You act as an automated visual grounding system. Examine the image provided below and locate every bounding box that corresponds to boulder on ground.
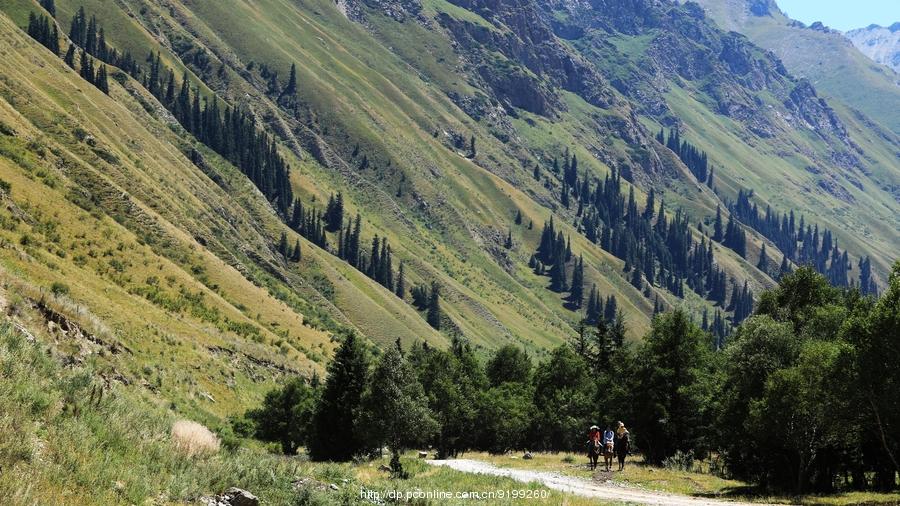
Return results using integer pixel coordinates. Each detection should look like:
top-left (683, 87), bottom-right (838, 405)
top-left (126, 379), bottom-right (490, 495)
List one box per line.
top-left (203, 487), bottom-right (258, 506)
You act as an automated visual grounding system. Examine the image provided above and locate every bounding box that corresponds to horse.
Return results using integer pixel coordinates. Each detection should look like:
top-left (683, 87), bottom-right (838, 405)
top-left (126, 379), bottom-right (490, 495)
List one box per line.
top-left (587, 439), bottom-right (602, 471)
top-left (602, 440), bottom-right (615, 472)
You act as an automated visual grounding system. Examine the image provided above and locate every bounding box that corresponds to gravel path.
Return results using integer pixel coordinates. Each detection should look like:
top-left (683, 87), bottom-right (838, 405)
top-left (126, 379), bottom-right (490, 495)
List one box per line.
top-left (427, 459), bottom-right (787, 506)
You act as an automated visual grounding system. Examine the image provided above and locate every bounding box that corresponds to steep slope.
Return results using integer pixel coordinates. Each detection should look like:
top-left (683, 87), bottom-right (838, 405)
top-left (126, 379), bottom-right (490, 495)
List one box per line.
top-left (691, 0), bottom-right (900, 135)
top-left (0, 0), bottom-right (898, 429)
top-left (845, 23), bottom-right (900, 73)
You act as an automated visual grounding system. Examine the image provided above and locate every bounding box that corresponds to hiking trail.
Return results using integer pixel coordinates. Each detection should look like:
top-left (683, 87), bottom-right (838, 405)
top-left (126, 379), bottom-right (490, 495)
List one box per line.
top-left (427, 459), bottom-right (788, 505)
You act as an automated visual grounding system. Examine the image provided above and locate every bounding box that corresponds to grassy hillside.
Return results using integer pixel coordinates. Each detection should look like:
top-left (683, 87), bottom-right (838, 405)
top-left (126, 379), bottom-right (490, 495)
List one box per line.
top-left (0, 322), bottom-right (609, 505)
top-left (0, 0), bottom-right (898, 502)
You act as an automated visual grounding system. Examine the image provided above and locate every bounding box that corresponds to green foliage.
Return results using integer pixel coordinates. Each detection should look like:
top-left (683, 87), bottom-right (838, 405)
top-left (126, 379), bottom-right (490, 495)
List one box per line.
top-left (360, 344), bottom-right (438, 476)
top-left (477, 382), bottom-right (534, 454)
top-left (716, 265), bottom-right (900, 493)
top-left (246, 377), bottom-right (316, 455)
top-left (307, 332), bottom-right (371, 461)
top-left (49, 281), bottom-right (69, 297)
top-left (410, 339), bottom-right (485, 458)
top-left (630, 310), bottom-right (717, 464)
top-left (530, 346), bottom-right (593, 452)
top-left (486, 344), bottom-right (532, 387)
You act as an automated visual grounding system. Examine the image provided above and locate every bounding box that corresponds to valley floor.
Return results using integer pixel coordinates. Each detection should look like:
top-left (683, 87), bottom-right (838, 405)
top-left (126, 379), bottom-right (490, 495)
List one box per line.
top-left (440, 452), bottom-right (900, 506)
top-left (429, 458), bottom-right (768, 505)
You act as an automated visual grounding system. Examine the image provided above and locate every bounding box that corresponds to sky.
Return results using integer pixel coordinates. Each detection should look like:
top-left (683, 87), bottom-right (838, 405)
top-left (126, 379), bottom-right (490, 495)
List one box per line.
top-left (776, 0), bottom-right (900, 32)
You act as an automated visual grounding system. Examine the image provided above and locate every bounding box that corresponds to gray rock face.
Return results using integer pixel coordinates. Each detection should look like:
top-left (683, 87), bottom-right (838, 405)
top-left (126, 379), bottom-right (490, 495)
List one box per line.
top-left (845, 24), bottom-right (900, 73)
top-left (201, 488), bottom-right (259, 506)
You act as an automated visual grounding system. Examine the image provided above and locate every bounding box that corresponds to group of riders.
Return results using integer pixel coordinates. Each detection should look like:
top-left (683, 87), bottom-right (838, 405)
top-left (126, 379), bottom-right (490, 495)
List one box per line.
top-left (587, 421), bottom-right (630, 472)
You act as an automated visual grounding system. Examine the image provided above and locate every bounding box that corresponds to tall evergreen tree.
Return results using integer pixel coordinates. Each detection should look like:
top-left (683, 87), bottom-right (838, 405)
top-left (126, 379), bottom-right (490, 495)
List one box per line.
top-left (96, 64), bottom-right (109, 94)
top-left (308, 332), bottom-right (371, 461)
top-left (395, 262), bottom-right (406, 299)
top-left (63, 43), bottom-right (75, 68)
top-left (713, 205), bottom-right (724, 242)
top-left (569, 255), bottom-right (584, 308)
top-left (283, 63), bottom-right (297, 96)
top-left (427, 281), bottom-right (442, 330)
top-left (40, 0), bottom-right (56, 17)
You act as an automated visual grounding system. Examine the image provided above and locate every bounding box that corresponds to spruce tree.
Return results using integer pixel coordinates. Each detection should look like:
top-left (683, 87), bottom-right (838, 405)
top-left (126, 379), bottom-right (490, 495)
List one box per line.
top-left (283, 63), bottom-right (297, 96)
top-left (604, 295), bottom-right (617, 323)
top-left (569, 255), bottom-right (584, 308)
top-left (713, 205), bottom-right (724, 242)
top-left (96, 65), bottom-right (109, 94)
top-left (427, 281), bottom-right (442, 330)
top-left (757, 243), bottom-right (769, 272)
top-left (277, 231), bottom-right (289, 258)
top-left (63, 43), bottom-right (75, 68)
top-left (550, 254), bottom-right (568, 292)
top-left (40, 0), bottom-right (56, 17)
top-left (291, 240), bottom-right (302, 262)
top-left (396, 262), bottom-right (406, 299)
top-left (308, 332), bottom-right (371, 461)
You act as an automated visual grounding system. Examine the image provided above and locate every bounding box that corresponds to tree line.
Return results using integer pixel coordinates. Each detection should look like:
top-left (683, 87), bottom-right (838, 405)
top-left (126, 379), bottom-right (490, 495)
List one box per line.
top-left (731, 189), bottom-right (875, 293)
top-left (240, 262), bottom-right (900, 493)
top-left (537, 153), bottom-right (752, 333)
top-left (656, 128), bottom-right (714, 187)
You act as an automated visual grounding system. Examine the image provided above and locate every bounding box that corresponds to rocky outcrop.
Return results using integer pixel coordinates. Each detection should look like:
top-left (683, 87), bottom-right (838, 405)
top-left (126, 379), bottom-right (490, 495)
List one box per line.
top-left (783, 79), bottom-right (849, 142)
top-left (845, 23), bottom-right (900, 73)
top-left (201, 488), bottom-right (259, 506)
top-left (435, 0), bottom-right (616, 116)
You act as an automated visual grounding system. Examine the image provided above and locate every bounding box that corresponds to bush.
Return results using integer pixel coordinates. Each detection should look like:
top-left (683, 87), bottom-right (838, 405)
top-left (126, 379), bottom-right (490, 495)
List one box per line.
top-left (49, 281), bottom-right (69, 297)
top-left (170, 420), bottom-right (220, 457)
top-left (663, 450), bottom-right (695, 472)
top-left (246, 377), bottom-right (316, 455)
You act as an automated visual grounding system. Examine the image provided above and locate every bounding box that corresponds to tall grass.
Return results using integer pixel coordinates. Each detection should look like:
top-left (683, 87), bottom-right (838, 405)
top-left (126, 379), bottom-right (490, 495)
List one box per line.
top-left (0, 323), bottom-right (308, 505)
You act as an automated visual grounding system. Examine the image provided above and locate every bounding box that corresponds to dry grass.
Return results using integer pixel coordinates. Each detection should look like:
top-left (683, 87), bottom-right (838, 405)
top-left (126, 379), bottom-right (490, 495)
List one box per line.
top-left (171, 420), bottom-right (220, 457)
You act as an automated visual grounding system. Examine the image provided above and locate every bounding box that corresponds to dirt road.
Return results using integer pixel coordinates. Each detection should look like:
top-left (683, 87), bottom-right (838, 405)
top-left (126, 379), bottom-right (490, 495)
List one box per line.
top-left (427, 459), bottom-right (786, 505)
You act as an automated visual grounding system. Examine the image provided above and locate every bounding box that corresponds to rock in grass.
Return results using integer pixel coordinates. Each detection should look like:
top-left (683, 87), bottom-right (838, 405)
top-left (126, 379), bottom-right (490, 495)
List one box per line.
top-left (222, 487), bottom-right (259, 506)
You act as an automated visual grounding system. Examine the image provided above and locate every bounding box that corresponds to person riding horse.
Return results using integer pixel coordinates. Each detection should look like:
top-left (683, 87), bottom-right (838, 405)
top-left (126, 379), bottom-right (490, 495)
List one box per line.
top-left (614, 421), bottom-right (630, 471)
top-left (587, 425), bottom-right (602, 470)
top-left (602, 424), bottom-right (616, 471)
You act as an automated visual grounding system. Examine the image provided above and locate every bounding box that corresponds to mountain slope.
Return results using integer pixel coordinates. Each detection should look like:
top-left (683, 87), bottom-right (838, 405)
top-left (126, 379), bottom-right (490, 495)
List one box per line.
top-left (691, 0), bottom-right (900, 136)
top-left (845, 23), bottom-right (900, 73)
top-left (0, 0), bottom-right (897, 428)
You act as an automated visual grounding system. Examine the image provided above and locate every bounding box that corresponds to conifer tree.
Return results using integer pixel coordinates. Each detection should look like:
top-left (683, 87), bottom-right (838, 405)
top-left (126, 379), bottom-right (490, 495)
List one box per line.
top-left (40, 0), bottom-right (56, 17)
top-left (550, 254), bottom-right (568, 293)
top-left (63, 43), bottom-right (75, 68)
top-left (585, 284), bottom-right (600, 323)
top-left (278, 231), bottom-right (289, 258)
top-left (96, 65), bottom-right (109, 94)
top-left (308, 332), bottom-right (371, 461)
top-left (569, 255), bottom-right (584, 308)
top-left (283, 63), bottom-right (297, 96)
top-left (291, 240), bottom-right (302, 262)
top-left (427, 281), bottom-right (442, 330)
top-left (604, 295), bottom-right (617, 323)
top-left (396, 262), bottom-right (406, 299)
top-left (713, 205), bottom-right (724, 242)
top-left (757, 243), bottom-right (769, 272)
